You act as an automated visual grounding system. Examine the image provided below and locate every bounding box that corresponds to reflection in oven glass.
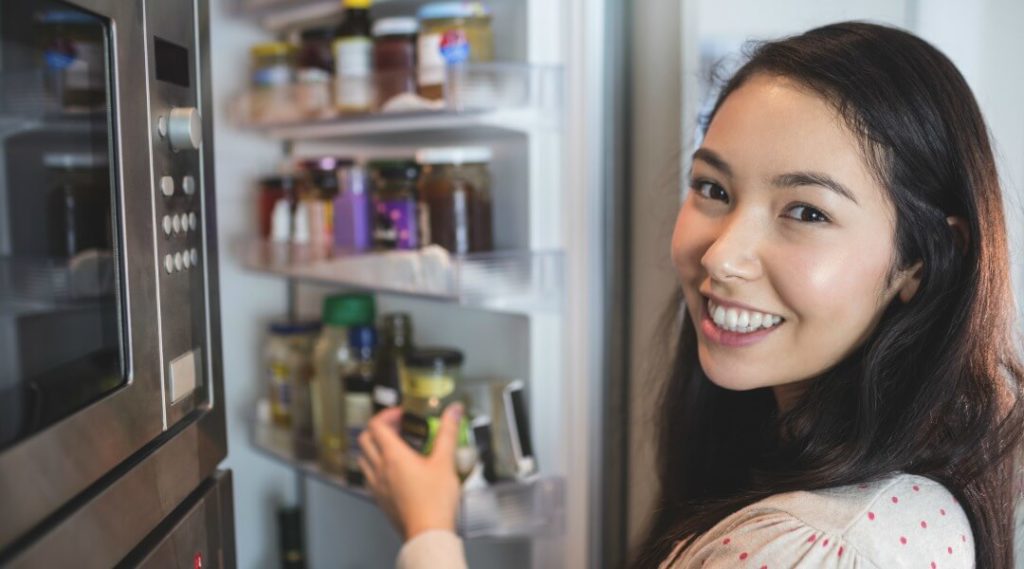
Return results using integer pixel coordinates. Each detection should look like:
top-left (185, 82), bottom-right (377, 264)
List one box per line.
top-left (0, 0), bottom-right (124, 451)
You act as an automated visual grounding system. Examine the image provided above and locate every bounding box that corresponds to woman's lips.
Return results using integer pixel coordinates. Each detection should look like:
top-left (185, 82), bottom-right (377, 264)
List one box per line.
top-left (699, 297), bottom-right (784, 348)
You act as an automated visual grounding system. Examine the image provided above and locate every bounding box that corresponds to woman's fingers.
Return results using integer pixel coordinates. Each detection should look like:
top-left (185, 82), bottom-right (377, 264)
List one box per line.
top-left (368, 410), bottom-right (419, 462)
top-left (358, 455), bottom-right (380, 493)
top-left (429, 403), bottom-right (463, 463)
top-left (358, 429), bottom-right (383, 473)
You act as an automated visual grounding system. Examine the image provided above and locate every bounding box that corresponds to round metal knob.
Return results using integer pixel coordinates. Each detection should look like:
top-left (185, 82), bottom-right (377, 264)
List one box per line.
top-left (167, 107), bottom-right (202, 151)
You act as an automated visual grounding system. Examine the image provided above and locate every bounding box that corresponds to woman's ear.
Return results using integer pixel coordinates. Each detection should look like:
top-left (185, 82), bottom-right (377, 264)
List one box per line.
top-left (895, 217), bottom-right (968, 304)
top-left (897, 260), bottom-right (924, 303)
top-left (947, 215), bottom-right (970, 254)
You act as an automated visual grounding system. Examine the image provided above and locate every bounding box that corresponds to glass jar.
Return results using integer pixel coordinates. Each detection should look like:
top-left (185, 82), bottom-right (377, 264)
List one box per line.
top-left (416, 2), bottom-right (494, 100)
top-left (372, 17), bottom-right (419, 108)
top-left (296, 27), bottom-right (335, 119)
top-left (400, 349), bottom-right (462, 436)
top-left (249, 42), bottom-right (298, 124)
top-left (369, 160), bottom-right (422, 250)
top-left (264, 320), bottom-right (321, 430)
top-left (416, 147), bottom-right (493, 254)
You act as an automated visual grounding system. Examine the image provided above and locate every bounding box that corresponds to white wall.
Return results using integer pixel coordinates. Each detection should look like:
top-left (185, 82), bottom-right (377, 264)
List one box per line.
top-left (210, 1), bottom-right (298, 567)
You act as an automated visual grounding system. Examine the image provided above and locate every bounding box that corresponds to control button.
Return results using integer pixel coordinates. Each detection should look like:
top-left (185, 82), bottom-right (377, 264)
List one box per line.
top-left (189, 212), bottom-right (198, 230)
top-left (183, 252), bottom-right (192, 268)
top-left (157, 115), bottom-right (167, 138)
top-left (162, 215), bottom-right (172, 235)
top-left (190, 248), bottom-right (198, 265)
top-left (168, 107), bottom-right (202, 151)
top-left (160, 176), bottom-right (174, 197)
top-left (182, 175), bottom-right (196, 195)
top-left (164, 254), bottom-right (174, 274)
top-left (174, 252), bottom-right (183, 271)
top-left (172, 215), bottom-right (182, 234)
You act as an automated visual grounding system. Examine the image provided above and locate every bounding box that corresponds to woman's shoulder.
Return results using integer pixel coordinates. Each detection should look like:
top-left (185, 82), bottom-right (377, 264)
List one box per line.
top-left (665, 472), bottom-right (975, 568)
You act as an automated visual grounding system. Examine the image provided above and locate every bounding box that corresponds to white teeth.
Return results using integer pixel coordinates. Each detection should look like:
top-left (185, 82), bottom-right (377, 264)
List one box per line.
top-left (725, 308), bottom-right (739, 329)
top-left (737, 311), bottom-right (750, 329)
top-left (707, 298), bottom-right (782, 334)
top-left (749, 312), bottom-right (763, 329)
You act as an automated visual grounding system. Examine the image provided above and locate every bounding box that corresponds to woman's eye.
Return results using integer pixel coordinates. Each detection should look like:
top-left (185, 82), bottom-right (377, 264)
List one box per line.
top-left (784, 204), bottom-right (830, 223)
top-left (692, 180), bottom-right (729, 203)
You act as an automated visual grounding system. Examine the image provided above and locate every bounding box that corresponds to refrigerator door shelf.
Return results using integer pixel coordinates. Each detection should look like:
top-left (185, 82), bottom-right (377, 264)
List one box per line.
top-left (251, 418), bottom-right (566, 541)
top-left (230, 63), bottom-right (563, 140)
top-left (241, 241), bottom-right (564, 315)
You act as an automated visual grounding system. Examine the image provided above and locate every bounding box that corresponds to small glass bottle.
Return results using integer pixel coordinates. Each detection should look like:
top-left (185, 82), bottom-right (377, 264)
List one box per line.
top-left (372, 313), bottom-right (414, 412)
top-left (343, 325), bottom-right (377, 485)
top-left (333, 0), bottom-right (374, 113)
top-left (333, 164), bottom-right (373, 253)
top-left (311, 293), bottom-right (376, 475)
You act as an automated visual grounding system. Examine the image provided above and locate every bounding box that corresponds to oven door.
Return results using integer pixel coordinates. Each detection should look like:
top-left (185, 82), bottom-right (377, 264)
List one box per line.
top-left (0, 0), bottom-right (220, 553)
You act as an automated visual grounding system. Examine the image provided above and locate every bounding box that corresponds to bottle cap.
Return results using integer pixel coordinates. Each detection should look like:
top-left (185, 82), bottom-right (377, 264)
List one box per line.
top-left (407, 348), bottom-right (464, 369)
top-left (348, 325), bottom-right (378, 349)
top-left (322, 293), bottom-right (376, 327)
top-left (372, 17), bottom-right (419, 37)
top-left (343, 0), bottom-right (372, 9)
top-left (369, 160), bottom-right (420, 181)
top-left (418, 2), bottom-right (491, 20)
top-left (415, 146), bottom-right (492, 165)
top-left (250, 42), bottom-right (295, 58)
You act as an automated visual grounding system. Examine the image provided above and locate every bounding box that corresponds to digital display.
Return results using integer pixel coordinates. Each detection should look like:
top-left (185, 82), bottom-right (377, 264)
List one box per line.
top-left (154, 37), bottom-right (190, 88)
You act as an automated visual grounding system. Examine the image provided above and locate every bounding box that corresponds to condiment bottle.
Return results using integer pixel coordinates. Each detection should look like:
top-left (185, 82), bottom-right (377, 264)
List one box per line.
top-left (416, 2), bottom-right (494, 100)
top-left (343, 325), bottom-right (377, 485)
top-left (415, 146), bottom-right (494, 254)
top-left (333, 164), bottom-right (373, 253)
top-left (369, 160), bottom-right (421, 250)
top-left (372, 17), bottom-right (419, 108)
top-left (310, 293), bottom-right (376, 475)
top-left (373, 313), bottom-right (414, 412)
top-left (333, 0), bottom-right (374, 113)
top-left (399, 348), bottom-right (474, 479)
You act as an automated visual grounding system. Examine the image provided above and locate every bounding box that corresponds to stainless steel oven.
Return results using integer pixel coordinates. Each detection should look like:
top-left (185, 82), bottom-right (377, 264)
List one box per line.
top-left (0, 0), bottom-right (232, 566)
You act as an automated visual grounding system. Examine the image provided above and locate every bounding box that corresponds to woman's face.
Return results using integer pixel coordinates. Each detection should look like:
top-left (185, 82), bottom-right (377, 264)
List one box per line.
top-left (672, 74), bottom-right (920, 404)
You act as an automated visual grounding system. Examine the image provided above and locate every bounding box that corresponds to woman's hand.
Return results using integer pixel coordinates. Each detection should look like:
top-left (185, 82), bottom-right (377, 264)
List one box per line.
top-left (358, 404), bottom-right (463, 540)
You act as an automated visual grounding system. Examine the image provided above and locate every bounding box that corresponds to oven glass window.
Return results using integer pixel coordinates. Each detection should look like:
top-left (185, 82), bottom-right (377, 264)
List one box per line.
top-left (0, 0), bottom-right (124, 451)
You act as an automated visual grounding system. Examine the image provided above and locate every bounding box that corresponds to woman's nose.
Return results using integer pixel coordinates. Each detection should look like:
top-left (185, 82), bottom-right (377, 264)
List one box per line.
top-left (700, 216), bottom-right (764, 282)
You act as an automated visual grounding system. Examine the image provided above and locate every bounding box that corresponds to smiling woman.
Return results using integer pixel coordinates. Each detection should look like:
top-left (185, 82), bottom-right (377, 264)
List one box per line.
top-left (630, 21), bottom-right (1024, 569)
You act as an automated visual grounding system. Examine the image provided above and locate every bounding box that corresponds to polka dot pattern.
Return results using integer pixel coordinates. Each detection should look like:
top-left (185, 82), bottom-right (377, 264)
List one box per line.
top-left (666, 473), bottom-right (974, 568)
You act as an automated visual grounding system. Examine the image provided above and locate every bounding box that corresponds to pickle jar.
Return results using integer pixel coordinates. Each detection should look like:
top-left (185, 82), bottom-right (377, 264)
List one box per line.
top-left (399, 348), bottom-right (474, 478)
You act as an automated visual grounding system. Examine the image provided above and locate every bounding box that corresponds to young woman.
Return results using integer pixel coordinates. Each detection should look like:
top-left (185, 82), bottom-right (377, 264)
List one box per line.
top-left (358, 22), bottom-right (1024, 568)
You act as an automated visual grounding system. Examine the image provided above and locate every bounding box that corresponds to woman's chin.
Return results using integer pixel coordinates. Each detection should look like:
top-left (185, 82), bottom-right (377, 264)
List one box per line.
top-left (698, 347), bottom-right (767, 392)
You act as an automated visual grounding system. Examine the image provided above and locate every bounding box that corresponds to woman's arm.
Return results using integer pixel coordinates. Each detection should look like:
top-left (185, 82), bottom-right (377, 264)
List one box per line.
top-left (358, 405), bottom-right (468, 568)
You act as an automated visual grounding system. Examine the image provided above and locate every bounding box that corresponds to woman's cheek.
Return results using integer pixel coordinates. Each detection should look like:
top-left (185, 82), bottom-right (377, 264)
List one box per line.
top-left (671, 206), bottom-right (711, 283)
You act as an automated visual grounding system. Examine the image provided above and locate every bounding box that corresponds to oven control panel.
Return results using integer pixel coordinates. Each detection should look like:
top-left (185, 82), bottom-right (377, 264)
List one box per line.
top-left (145, 0), bottom-right (209, 425)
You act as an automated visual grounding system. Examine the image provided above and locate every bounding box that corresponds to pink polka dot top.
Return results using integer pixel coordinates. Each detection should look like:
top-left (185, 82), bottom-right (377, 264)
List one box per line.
top-left (661, 472), bottom-right (975, 568)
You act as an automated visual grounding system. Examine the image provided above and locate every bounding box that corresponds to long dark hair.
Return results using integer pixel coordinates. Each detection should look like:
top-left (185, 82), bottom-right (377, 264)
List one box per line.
top-left (631, 22), bottom-right (1024, 569)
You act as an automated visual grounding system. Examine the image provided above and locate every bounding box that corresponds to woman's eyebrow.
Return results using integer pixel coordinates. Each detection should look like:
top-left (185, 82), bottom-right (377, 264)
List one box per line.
top-left (771, 172), bottom-right (860, 205)
top-left (692, 148), bottom-right (733, 178)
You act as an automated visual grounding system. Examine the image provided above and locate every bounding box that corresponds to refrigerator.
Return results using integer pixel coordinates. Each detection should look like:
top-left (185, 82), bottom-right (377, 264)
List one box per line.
top-left (209, 0), bottom-right (623, 567)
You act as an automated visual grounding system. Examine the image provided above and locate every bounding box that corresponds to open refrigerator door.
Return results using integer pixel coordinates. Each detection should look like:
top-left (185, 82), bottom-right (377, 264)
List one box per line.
top-left (210, 0), bottom-right (616, 566)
